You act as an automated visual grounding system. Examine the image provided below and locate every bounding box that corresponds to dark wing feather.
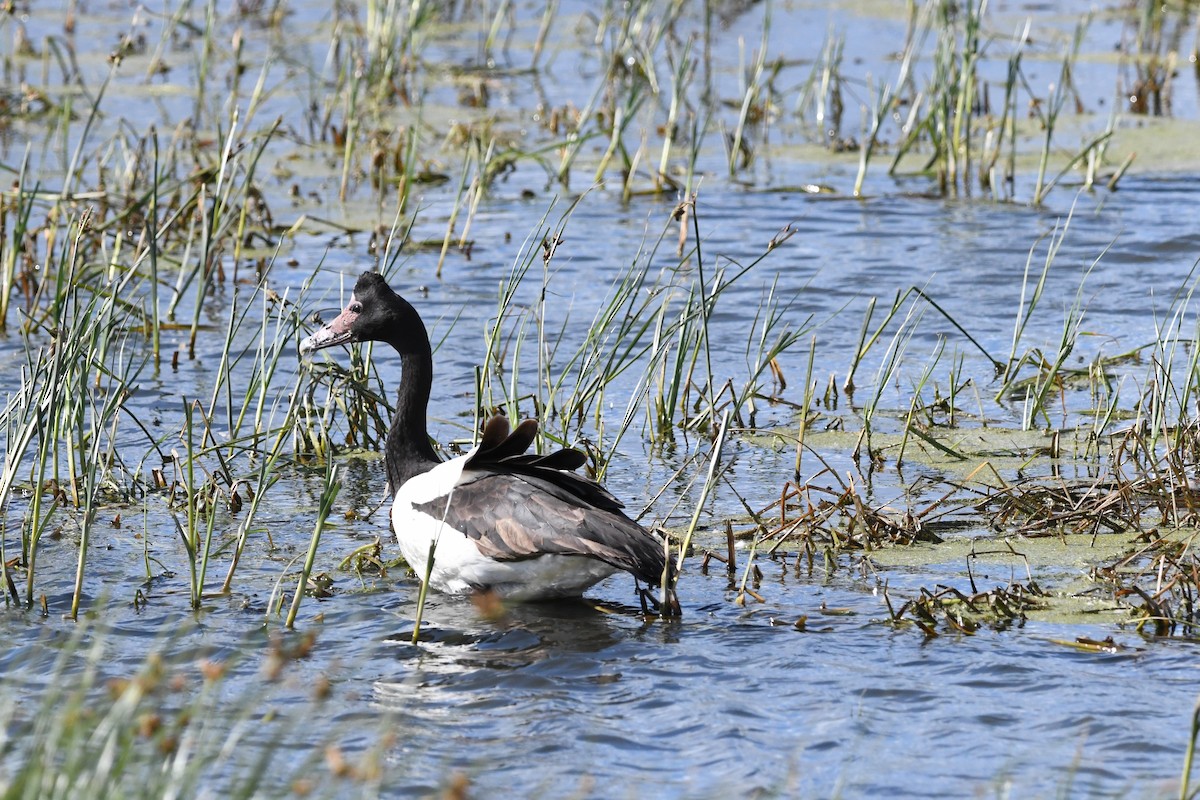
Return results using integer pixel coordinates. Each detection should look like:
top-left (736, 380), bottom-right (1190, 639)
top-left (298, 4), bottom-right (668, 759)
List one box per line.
top-left (477, 415), bottom-right (512, 451)
top-left (523, 449), bottom-right (587, 471)
top-left (413, 469), bottom-right (669, 587)
top-left (465, 416), bottom-right (613, 509)
top-left (473, 416), bottom-right (538, 462)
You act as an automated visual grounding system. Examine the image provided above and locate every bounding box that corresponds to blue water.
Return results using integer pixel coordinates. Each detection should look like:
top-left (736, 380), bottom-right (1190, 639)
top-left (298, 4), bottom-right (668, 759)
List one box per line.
top-left (2, 1), bottom-right (1200, 797)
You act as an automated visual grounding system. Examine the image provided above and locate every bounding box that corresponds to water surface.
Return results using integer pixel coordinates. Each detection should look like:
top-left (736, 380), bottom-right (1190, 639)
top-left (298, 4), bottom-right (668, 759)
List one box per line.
top-left (2, 1), bottom-right (1200, 797)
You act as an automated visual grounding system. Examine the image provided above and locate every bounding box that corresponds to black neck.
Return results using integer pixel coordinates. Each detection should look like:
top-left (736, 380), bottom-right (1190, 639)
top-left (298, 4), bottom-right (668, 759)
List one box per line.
top-left (384, 345), bottom-right (440, 492)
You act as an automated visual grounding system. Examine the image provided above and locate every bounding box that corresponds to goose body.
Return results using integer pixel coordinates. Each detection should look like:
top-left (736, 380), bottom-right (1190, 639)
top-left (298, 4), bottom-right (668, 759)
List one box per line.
top-left (388, 434), bottom-right (624, 599)
top-left (300, 272), bottom-right (679, 613)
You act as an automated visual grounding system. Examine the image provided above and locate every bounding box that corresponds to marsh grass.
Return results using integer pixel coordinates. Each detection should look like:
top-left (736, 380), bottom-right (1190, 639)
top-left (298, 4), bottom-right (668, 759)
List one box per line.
top-left (0, 619), bottom-right (392, 798)
top-left (4, 0), bottom-right (1200, 792)
top-left (0, 0), bottom-right (1191, 624)
top-left (813, 0), bottom-right (1123, 202)
top-left (723, 205), bottom-right (1200, 646)
top-left (469, 198), bottom-right (810, 481)
top-left (759, 254), bottom-right (1200, 635)
top-left (0, 175), bottom-right (316, 615)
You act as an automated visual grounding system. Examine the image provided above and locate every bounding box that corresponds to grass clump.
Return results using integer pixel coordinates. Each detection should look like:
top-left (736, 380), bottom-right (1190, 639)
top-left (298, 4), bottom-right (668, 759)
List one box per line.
top-left (0, 620), bottom-right (391, 798)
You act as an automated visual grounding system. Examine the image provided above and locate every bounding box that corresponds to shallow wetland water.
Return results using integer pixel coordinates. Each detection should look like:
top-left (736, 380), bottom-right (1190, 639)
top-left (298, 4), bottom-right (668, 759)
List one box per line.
top-left (2, 1), bottom-right (1200, 797)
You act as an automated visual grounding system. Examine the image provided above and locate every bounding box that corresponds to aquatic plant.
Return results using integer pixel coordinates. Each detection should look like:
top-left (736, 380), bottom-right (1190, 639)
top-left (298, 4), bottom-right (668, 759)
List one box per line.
top-left (0, 620), bottom-right (392, 797)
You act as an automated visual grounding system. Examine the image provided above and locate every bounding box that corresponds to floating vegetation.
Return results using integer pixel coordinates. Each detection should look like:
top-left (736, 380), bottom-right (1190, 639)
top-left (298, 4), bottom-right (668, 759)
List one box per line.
top-left (1089, 530), bottom-right (1200, 638)
top-left (884, 578), bottom-right (1048, 636)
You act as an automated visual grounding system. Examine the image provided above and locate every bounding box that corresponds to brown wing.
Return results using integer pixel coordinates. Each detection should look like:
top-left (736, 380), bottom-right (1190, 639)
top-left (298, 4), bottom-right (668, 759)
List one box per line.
top-left (413, 469), bottom-right (669, 587)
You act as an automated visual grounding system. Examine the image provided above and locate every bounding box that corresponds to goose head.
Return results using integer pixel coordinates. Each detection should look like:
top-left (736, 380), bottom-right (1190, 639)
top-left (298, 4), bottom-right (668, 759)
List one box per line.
top-left (300, 272), bottom-right (424, 356)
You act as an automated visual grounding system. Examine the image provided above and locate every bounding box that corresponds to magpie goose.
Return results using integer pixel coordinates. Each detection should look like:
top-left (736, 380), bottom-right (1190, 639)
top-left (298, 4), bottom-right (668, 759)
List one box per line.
top-left (300, 272), bottom-right (679, 614)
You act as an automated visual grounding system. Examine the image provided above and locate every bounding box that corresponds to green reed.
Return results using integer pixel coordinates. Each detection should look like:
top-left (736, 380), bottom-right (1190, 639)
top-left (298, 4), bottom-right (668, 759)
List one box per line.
top-left (855, 296), bottom-right (924, 461)
top-left (657, 37), bottom-right (694, 191)
top-left (737, 277), bottom-right (809, 422)
top-left (674, 410), bottom-right (731, 582)
top-left (471, 197), bottom-right (806, 478)
top-left (896, 337), bottom-right (953, 467)
top-left (0, 151), bottom-right (36, 331)
top-left (0, 367), bottom-right (45, 607)
top-left (727, 2), bottom-right (772, 178)
top-left (792, 337), bottom-right (818, 483)
top-left (176, 400), bottom-right (206, 611)
top-left (814, 30), bottom-right (845, 149)
top-left (220, 421), bottom-right (288, 595)
top-left (854, 79), bottom-right (892, 198)
top-left (285, 460), bottom-right (340, 629)
top-left (1031, 16), bottom-right (1090, 205)
top-left (1184, 694), bottom-right (1200, 800)
top-left (436, 143), bottom-right (477, 277)
top-left (981, 24), bottom-right (1025, 200)
top-left (3, 336), bottom-right (67, 608)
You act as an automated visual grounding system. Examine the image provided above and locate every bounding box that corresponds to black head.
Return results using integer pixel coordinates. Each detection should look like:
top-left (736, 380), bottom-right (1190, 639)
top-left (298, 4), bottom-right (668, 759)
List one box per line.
top-left (299, 272), bottom-right (425, 355)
